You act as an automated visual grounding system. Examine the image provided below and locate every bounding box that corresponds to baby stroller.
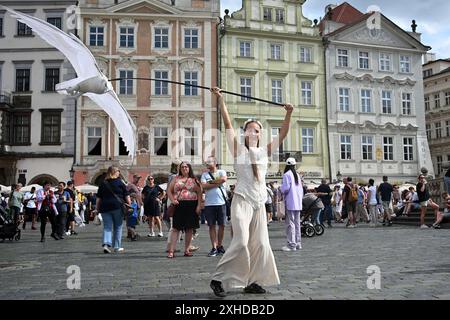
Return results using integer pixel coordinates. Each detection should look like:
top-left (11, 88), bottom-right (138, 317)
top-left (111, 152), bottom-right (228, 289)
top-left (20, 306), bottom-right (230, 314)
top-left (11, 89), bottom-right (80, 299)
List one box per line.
top-left (0, 205), bottom-right (21, 242)
top-left (301, 197), bottom-right (325, 237)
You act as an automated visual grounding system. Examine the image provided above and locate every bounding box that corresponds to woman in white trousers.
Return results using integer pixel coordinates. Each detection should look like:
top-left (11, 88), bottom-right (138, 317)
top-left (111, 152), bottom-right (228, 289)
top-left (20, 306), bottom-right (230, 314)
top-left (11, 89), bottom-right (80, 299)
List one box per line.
top-left (209, 87), bottom-right (293, 297)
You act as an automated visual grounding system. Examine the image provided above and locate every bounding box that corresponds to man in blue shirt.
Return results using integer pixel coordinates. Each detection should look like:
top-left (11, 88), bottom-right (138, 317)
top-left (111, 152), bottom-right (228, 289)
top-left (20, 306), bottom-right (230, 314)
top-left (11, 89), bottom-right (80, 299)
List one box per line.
top-left (201, 156), bottom-right (228, 257)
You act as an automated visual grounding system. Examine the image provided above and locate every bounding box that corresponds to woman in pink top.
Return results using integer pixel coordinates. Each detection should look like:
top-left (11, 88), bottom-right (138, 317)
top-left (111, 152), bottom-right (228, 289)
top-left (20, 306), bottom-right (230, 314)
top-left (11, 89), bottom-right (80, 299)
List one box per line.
top-left (166, 162), bottom-right (202, 258)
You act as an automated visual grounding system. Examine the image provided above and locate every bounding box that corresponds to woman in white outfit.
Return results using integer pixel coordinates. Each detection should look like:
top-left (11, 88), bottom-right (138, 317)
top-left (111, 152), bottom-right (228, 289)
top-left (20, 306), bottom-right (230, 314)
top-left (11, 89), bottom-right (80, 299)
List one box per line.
top-left (209, 87), bottom-right (293, 297)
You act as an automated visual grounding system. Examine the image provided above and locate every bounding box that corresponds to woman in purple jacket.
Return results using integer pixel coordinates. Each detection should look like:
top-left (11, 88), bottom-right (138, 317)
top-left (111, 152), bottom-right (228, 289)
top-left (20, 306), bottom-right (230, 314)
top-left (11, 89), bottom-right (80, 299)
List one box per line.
top-left (280, 158), bottom-right (303, 251)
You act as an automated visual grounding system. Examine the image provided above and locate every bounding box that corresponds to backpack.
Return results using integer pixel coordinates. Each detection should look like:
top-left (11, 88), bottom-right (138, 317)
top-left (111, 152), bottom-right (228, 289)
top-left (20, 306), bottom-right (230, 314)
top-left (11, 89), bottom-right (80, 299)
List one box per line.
top-left (348, 187), bottom-right (358, 202)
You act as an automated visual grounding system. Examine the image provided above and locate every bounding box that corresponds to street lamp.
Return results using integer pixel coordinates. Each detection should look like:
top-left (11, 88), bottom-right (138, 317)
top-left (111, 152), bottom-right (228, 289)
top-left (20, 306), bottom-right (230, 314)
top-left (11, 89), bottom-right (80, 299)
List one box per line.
top-left (336, 171), bottom-right (342, 183)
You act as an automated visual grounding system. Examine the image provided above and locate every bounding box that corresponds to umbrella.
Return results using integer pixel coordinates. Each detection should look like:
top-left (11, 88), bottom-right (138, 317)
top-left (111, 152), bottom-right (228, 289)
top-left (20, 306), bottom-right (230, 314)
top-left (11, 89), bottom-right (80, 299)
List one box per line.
top-left (158, 183), bottom-right (167, 191)
top-left (0, 184), bottom-right (12, 194)
top-left (75, 184), bottom-right (98, 194)
top-left (20, 184), bottom-right (43, 192)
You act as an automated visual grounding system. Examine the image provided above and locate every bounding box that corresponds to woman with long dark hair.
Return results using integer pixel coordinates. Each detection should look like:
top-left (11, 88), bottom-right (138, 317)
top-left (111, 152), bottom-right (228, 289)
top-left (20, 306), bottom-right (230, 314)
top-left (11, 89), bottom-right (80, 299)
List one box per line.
top-left (166, 161), bottom-right (202, 258)
top-left (209, 87), bottom-right (293, 297)
top-left (280, 158), bottom-right (303, 251)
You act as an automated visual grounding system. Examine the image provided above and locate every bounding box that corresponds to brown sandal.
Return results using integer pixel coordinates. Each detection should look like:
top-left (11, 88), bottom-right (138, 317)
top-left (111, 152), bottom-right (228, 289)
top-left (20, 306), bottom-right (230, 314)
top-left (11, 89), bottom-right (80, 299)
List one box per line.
top-left (167, 251), bottom-right (174, 258)
top-left (184, 251), bottom-right (193, 257)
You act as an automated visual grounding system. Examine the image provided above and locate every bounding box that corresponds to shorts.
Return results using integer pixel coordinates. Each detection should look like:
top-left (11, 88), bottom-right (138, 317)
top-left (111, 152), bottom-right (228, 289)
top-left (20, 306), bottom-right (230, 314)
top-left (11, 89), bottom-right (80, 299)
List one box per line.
top-left (67, 211), bottom-right (75, 222)
top-left (204, 205), bottom-right (226, 226)
top-left (25, 207), bottom-right (37, 216)
top-left (265, 203), bottom-right (273, 213)
top-left (420, 200), bottom-right (429, 207)
top-left (345, 202), bottom-right (356, 213)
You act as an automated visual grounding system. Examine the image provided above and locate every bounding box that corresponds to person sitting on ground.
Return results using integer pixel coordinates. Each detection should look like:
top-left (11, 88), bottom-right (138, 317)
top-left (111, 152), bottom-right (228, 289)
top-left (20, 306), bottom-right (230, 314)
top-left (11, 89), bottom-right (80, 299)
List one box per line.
top-left (432, 192), bottom-right (450, 229)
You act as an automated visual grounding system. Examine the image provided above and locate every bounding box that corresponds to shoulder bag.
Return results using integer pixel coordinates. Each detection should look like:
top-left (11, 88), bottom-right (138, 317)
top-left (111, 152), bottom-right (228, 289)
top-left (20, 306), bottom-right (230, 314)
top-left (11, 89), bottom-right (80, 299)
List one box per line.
top-left (167, 178), bottom-right (188, 218)
top-left (208, 172), bottom-right (231, 219)
top-left (105, 180), bottom-right (132, 216)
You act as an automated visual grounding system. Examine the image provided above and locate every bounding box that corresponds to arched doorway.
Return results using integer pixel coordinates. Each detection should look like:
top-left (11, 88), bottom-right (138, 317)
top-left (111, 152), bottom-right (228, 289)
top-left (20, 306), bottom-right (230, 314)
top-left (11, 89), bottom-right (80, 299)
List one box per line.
top-left (29, 174), bottom-right (59, 186)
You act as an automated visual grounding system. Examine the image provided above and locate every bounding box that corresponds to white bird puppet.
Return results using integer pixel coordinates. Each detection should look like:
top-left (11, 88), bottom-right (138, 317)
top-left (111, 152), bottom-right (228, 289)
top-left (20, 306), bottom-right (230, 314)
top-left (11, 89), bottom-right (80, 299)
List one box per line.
top-left (1, 6), bottom-right (136, 159)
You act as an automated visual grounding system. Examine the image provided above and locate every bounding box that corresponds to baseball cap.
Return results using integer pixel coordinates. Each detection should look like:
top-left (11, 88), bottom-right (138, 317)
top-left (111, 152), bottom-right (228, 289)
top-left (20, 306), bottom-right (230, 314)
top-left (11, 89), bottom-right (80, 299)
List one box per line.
top-left (286, 157), bottom-right (296, 165)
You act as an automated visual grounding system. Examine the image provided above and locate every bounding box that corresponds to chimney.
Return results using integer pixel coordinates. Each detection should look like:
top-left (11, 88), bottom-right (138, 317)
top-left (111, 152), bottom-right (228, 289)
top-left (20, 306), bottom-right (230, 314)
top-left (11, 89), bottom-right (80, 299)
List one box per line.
top-left (424, 53), bottom-right (436, 64)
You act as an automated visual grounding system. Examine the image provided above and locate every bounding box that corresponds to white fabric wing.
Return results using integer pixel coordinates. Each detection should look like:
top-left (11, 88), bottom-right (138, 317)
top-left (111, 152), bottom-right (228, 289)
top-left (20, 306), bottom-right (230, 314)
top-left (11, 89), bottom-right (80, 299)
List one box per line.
top-left (2, 6), bottom-right (98, 79)
top-left (84, 91), bottom-right (136, 158)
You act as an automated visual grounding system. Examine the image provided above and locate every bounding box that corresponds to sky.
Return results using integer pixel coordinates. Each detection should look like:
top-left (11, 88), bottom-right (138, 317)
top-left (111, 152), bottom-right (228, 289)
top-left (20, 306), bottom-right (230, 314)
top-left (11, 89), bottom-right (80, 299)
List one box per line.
top-left (221, 0), bottom-right (450, 59)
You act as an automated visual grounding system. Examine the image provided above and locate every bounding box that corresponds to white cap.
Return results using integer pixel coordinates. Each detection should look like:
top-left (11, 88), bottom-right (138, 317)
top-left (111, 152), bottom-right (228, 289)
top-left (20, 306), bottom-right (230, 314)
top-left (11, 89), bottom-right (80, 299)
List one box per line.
top-left (286, 157), bottom-right (296, 165)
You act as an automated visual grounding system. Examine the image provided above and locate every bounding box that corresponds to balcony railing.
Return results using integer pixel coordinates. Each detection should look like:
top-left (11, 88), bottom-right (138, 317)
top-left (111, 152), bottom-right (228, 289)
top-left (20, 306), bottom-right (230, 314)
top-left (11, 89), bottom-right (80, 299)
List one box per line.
top-left (0, 91), bottom-right (11, 105)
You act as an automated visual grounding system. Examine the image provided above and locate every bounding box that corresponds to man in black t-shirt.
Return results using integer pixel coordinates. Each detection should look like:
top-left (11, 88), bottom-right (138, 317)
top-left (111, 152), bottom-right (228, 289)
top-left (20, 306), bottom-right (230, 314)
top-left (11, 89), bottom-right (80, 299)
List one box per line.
top-left (316, 179), bottom-right (333, 227)
top-left (377, 176), bottom-right (393, 226)
top-left (416, 174), bottom-right (441, 228)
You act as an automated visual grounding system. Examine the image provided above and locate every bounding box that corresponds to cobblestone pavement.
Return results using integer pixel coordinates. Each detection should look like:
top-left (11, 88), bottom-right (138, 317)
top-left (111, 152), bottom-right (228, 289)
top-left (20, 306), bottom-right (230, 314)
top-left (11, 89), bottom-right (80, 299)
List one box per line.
top-left (1, 220), bottom-right (450, 300)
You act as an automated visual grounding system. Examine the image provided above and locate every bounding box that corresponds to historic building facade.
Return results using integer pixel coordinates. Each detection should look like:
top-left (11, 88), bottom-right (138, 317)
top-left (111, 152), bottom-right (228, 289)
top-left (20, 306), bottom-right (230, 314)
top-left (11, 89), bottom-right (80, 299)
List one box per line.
top-left (321, 3), bottom-right (434, 184)
top-left (423, 56), bottom-right (450, 177)
top-left (0, 0), bottom-right (77, 186)
top-left (219, 0), bottom-right (329, 183)
top-left (73, 0), bottom-right (219, 185)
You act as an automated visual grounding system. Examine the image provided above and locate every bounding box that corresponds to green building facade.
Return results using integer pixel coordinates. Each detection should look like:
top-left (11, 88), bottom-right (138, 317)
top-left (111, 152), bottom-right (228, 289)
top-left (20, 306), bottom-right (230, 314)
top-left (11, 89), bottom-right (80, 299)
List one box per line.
top-left (219, 0), bottom-right (330, 183)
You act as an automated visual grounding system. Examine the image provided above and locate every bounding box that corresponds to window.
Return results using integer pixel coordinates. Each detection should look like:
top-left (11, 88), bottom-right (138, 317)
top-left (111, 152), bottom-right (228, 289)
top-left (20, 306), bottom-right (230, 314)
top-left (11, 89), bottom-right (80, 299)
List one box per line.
top-left (154, 71), bottom-right (168, 95)
top-left (361, 136), bottom-right (373, 160)
top-left (400, 55), bottom-right (411, 73)
top-left (154, 127), bottom-right (168, 156)
top-left (402, 93), bottom-right (412, 115)
top-left (381, 90), bottom-right (392, 114)
top-left (184, 71), bottom-right (198, 96)
top-left (263, 7), bottom-right (272, 21)
top-left (340, 135), bottom-right (351, 160)
top-left (434, 94), bottom-right (440, 109)
top-left (2, 111), bottom-right (11, 144)
top-left (240, 77), bottom-right (252, 102)
top-left (89, 26), bottom-right (104, 46)
top-left (275, 9), bottom-right (284, 23)
top-left (300, 47), bottom-right (312, 63)
top-left (379, 53), bottom-right (391, 71)
top-left (271, 127), bottom-right (284, 161)
top-left (45, 68), bottom-right (59, 92)
top-left (41, 111), bottom-right (61, 144)
top-left (17, 21), bottom-right (32, 36)
top-left (12, 113), bottom-right (31, 145)
top-left (184, 29), bottom-right (198, 49)
top-left (337, 49), bottom-right (349, 67)
top-left (446, 120), bottom-right (450, 137)
top-left (425, 96), bottom-right (430, 111)
top-left (426, 124), bottom-right (431, 140)
top-left (270, 44), bottom-right (282, 60)
top-left (339, 88), bottom-right (350, 111)
top-left (119, 27), bottom-right (134, 48)
top-left (302, 128), bottom-right (314, 154)
top-left (360, 89), bottom-right (372, 113)
top-left (119, 70), bottom-right (133, 95)
top-left (446, 92), bottom-right (450, 106)
top-left (154, 27), bottom-right (169, 49)
top-left (359, 51), bottom-right (369, 69)
top-left (403, 137), bottom-right (414, 161)
top-left (87, 127), bottom-right (102, 156)
top-left (271, 79), bottom-right (282, 103)
top-left (240, 41), bottom-right (252, 57)
top-left (423, 69), bottom-right (433, 78)
top-left (383, 136), bottom-right (394, 161)
top-left (118, 135), bottom-right (129, 156)
top-left (400, 56), bottom-right (411, 73)
top-left (437, 155), bottom-right (443, 174)
top-left (16, 69), bottom-right (30, 92)
top-left (184, 127), bottom-right (199, 156)
top-left (0, 17), bottom-right (3, 36)
top-left (435, 122), bottom-right (442, 139)
top-left (301, 81), bottom-right (312, 105)
top-left (47, 17), bottom-right (62, 30)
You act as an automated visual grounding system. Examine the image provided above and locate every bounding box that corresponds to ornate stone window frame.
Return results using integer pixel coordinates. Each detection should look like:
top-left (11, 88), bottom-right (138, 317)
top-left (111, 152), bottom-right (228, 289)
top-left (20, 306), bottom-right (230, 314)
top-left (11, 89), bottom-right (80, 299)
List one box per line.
top-left (83, 113), bottom-right (107, 157)
top-left (87, 18), bottom-right (107, 50)
top-left (150, 112), bottom-right (172, 157)
top-left (181, 21), bottom-right (201, 55)
top-left (151, 20), bottom-right (172, 55)
top-left (116, 18), bottom-right (138, 54)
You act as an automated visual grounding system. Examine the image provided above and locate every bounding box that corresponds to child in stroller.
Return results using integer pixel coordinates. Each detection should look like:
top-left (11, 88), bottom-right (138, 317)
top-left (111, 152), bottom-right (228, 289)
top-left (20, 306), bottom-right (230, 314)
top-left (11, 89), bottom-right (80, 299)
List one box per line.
top-left (0, 204), bottom-right (21, 242)
top-left (301, 192), bottom-right (325, 237)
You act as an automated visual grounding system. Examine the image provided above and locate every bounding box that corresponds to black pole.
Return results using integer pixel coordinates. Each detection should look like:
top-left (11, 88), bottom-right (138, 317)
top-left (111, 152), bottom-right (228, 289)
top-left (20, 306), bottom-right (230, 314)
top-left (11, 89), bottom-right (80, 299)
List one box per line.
top-left (108, 77), bottom-right (286, 107)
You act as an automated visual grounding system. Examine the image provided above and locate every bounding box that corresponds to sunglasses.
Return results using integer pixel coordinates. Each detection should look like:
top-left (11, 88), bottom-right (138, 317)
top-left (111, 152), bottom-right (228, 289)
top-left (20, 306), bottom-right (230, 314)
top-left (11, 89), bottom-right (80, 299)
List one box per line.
top-left (148, 177), bottom-right (154, 180)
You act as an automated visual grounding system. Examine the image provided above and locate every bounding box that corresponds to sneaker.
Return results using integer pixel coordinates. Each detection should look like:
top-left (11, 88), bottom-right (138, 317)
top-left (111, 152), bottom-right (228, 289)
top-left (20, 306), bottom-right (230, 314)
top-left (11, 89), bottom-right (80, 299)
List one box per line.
top-left (387, 221), bottom-right (393, 227)
top-left (432, 224), bottom-right (441, 229)
top-left (282, 246), bottom-right (296, 252)
top-left (114, 247), bottom-right (124, 253)
top-left (147, 232), bottom-right (155, 237)
top-left (217, 246), bottom-right (226, 255)
top-left (193, 232), bottom-right (199, 239)
top-left (65, 231), bottom-right (71, 236)
top-left (327, 223), bottom-right (332, 228)
top-left (103, 245), bottom-right (111, 254)
top-left (71, 231), bottom-right (78, 235)
top-left (296, 244), bottom-right (302, 250)
top-left (158, 232), bottom-right (164, 237)
top-left (420, 224), bottom-right (429, 229)
top-left (210, 280), bottom-right (226, 298)
top-left (208, 248), bottom-right (218, 257)
top-left (244, 283), bottom-right (266, 294)
top-left (50, 233), bottom-right (59, 240)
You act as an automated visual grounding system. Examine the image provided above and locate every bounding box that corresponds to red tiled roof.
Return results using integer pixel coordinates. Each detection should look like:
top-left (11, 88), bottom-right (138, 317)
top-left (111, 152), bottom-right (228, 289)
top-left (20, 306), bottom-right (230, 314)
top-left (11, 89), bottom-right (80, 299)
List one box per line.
top-left (327, 2), bottom-right (364, 24)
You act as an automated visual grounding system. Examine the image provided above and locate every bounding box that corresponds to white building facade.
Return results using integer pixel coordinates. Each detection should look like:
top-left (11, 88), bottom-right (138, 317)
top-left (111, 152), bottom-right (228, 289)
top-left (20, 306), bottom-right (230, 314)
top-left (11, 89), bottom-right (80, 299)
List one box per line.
top-left (322, 7), bottom-right (434, 184)
top-left (0, 0), bottom-right (77, 186)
